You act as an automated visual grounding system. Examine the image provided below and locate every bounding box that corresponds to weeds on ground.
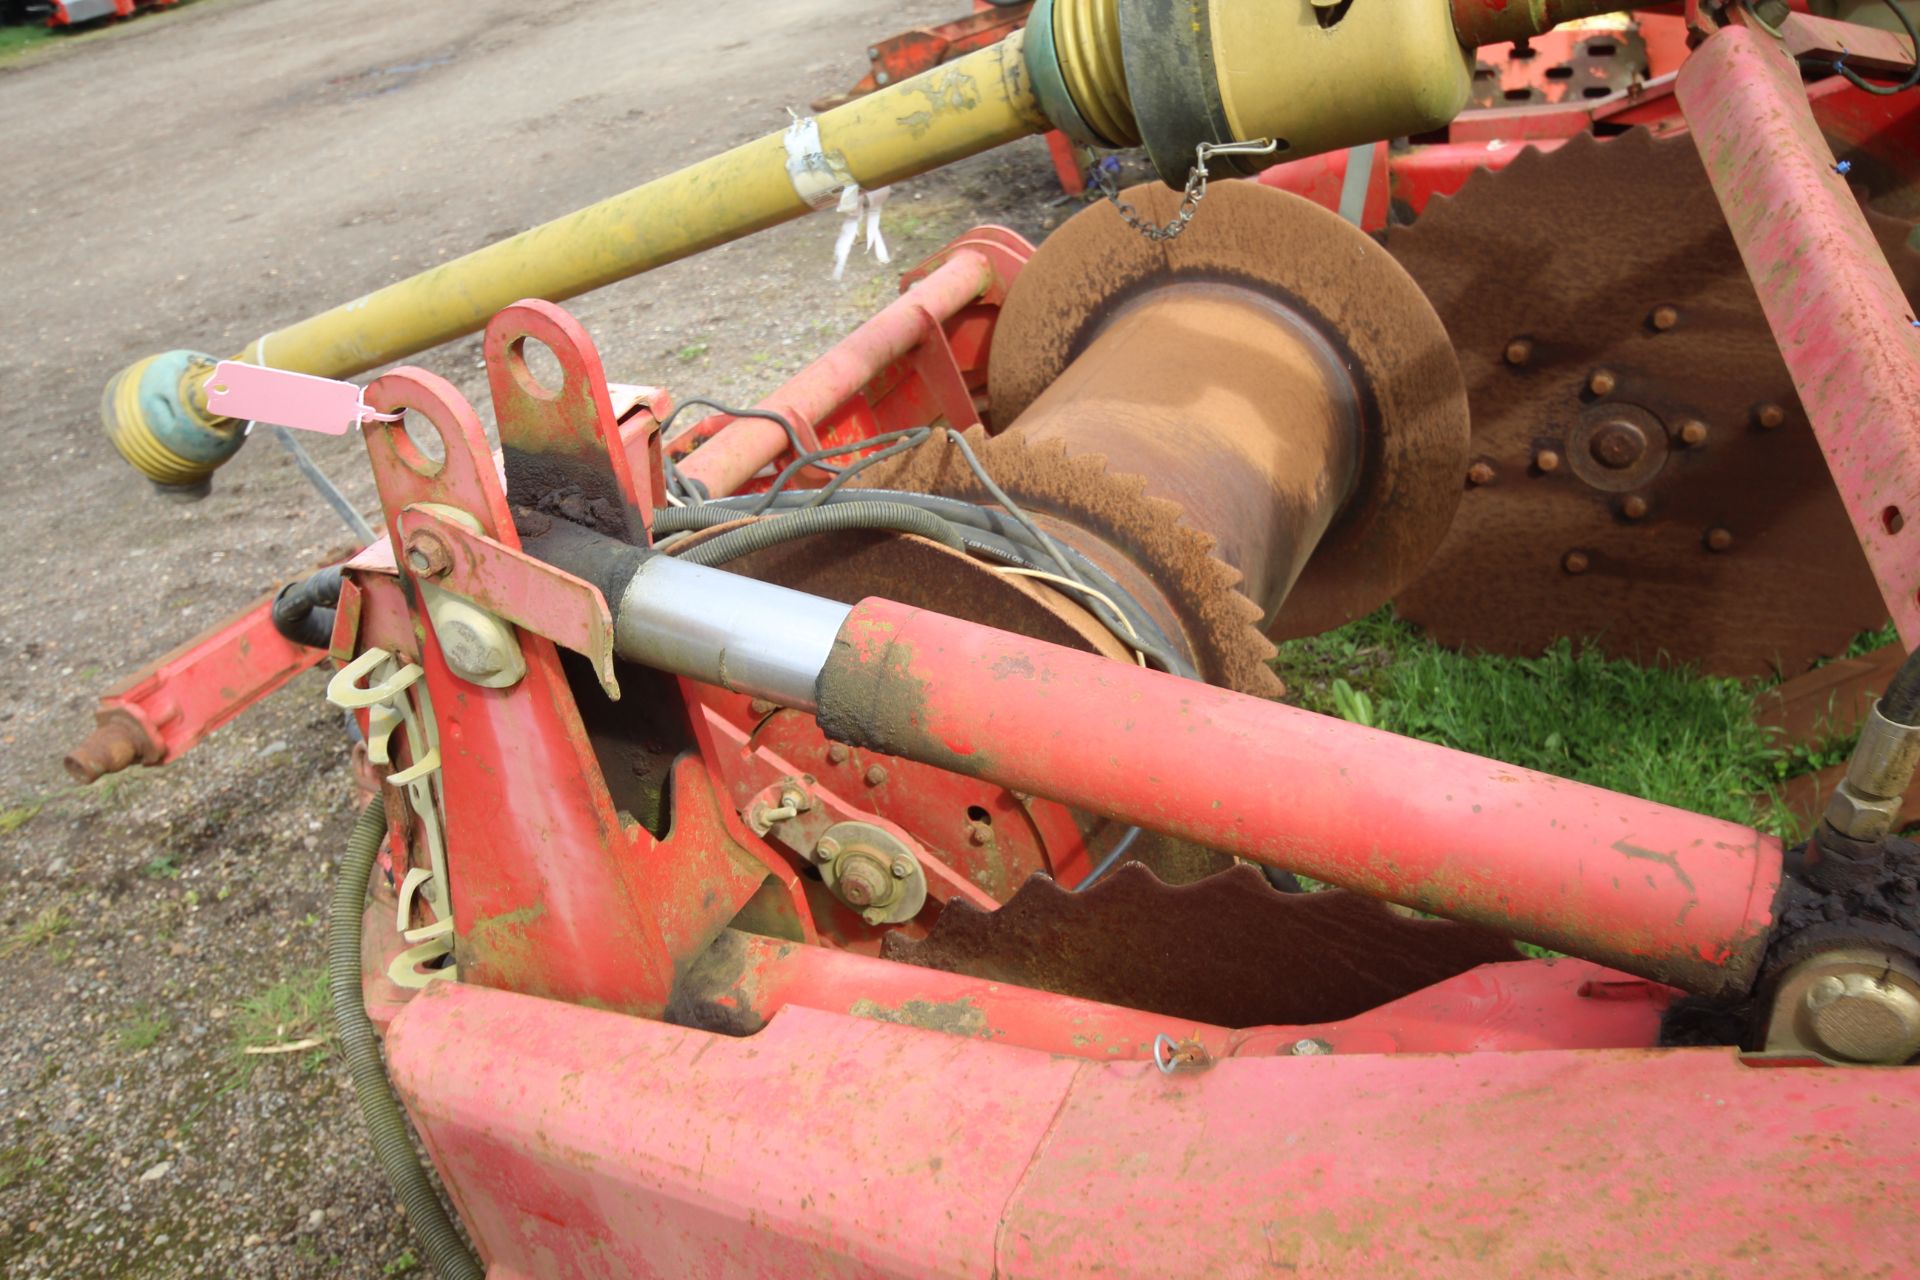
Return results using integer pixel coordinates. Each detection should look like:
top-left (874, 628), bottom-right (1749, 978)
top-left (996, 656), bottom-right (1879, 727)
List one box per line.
top-left (0, 904), bottom-right (73, 960)
top-left (227, 965), bottom-right (332, 1089)
top-left (117, 1006), bottom-right (171, 1053)
top-left (0, 26), bottom-right (48, 64)
top-left (1272, 609), bottom-right (1796, 836)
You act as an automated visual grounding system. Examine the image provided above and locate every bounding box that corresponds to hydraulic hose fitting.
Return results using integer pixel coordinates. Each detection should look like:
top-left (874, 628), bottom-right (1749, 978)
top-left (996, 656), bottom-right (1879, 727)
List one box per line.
top-left (1822, 700), bottom-right (1920, 845)
top-left (101, 350), bottom-right (243, 500)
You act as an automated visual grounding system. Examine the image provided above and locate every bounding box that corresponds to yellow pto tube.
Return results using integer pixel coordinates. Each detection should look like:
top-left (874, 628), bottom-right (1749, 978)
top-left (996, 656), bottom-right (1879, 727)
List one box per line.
top-left (103, 35), bottom-right (1047, 496)
top-left (104, 0), bottom-right (1626, 498)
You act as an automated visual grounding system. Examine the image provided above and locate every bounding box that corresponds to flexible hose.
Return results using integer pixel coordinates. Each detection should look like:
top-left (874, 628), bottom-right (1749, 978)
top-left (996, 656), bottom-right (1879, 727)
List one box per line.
top-left (273, 565), bottom-right (345, 649)
top-left (668, 501), bottom-right (967, 566)
top-left (1882, 645), bottom-right (1920, 724)
top-left (328, 796), bottom-right (485, 1280)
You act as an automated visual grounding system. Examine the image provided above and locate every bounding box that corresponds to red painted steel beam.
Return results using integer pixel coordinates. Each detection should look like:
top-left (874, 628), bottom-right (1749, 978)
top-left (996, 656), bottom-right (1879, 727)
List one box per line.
top-left (814, 598), bottom-right (1783, 997)
top-left (676, 246), bottom-right (998, 497)
top-left (1677, 24), bottom-right (1920, 648)
top-left (64, 590), bottom-right (325, 783)
top-left (389, 981), bottom-right (1920, 1278)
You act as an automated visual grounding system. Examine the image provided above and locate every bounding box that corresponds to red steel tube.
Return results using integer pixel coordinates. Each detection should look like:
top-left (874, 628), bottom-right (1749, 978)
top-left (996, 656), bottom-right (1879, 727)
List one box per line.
top-left (676, 247), bottom-right (996, 497)
top-left (815, 598), bottom-right (1784, 997)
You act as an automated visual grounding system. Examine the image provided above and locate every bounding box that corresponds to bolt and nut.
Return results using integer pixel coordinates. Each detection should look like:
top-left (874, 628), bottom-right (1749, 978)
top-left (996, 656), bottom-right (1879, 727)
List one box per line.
top-left (1754, 402), bottom-right (1787, 430)
top-left (1588, 420), bottom-right (1648, 470)
top-left (1466, 461), bottom-right (1496, 487)
top-left (1504, 338), bottom-right (1534, 367)
top-left (1705, 527), bottom-right (1734, 553)
top-left (1621, 495), bottom-right (1649, 520)
top-left (889, 856), bottom-right (914, 880)
top-left (1677, 419), bottom-right (1710, 448)
top-left (966, 821), bottom-right (993, 847)
top-left (837, 855), bottom-right (892, 908)
top-left (1587, 368), bottom-right (1618, 397)
top-left (813, 835), bottom-right (842, 864)
top-left (404, 531), bottom-right (453, 579)
top-left (1535, 448), bottom-right (1562, 474)
top-left (1290, 1038), bottom-right (1334, 1057)
top-left (1562, 550), bottom-right (1591, 575)
top-left (1650, 305), bottom-right (1679, 331)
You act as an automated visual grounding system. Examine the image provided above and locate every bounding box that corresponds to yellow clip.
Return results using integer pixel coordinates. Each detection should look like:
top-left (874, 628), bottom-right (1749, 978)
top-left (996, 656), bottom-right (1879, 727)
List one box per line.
top-left (326, 647), bottom-right (423, 710)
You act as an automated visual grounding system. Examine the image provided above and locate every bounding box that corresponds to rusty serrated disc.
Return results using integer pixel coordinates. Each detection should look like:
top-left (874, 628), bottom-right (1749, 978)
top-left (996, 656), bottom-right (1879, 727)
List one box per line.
top-left (1389, 129), bottom-right (1920, 677)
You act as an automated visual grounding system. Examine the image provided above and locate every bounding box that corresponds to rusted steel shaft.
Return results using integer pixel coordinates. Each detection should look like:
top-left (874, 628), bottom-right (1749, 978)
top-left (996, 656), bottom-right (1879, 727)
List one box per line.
top-left (813, 597), bottom-right (1784, 997)
top-left (677, 247), bottom-right (999, 498)
top-left (999, 282), bottom-right (1361, 627)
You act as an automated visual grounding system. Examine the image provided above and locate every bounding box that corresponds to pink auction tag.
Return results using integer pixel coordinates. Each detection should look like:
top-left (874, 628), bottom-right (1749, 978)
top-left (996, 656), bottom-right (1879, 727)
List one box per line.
top-left (205, 362), bottom-right (367, 435)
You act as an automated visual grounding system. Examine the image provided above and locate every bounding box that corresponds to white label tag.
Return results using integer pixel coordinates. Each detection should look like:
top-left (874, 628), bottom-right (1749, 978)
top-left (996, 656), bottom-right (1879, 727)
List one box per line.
top-left (206, 362), bottom-right (365, 435)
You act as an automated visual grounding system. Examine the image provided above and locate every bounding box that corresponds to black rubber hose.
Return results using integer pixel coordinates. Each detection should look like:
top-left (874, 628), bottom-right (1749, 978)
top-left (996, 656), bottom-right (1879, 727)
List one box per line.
top-left (328, 796), bottom-right (485, 1280)
top-left (1881, 646), bottom-right (1920, 724)
top-left (669, 501), bottom-right (968, 566)
top-left (272, 565), bottom-right (344, 649)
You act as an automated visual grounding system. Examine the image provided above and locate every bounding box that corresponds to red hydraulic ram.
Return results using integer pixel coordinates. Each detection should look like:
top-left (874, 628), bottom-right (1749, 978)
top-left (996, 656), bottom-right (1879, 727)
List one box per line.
top-left (583, 549), bottom-right (1785, 999)
top-left (675, 246), bottom-right (999, 497)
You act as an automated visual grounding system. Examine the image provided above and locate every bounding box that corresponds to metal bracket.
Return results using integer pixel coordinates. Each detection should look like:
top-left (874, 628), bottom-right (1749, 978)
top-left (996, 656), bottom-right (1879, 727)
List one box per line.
top-left (397, 504), bottom-right (620, 700)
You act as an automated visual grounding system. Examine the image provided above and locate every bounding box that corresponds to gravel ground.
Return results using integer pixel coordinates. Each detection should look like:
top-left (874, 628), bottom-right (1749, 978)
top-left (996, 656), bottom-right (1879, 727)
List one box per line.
top-left (0, 1), bottom-right (1073, 1273)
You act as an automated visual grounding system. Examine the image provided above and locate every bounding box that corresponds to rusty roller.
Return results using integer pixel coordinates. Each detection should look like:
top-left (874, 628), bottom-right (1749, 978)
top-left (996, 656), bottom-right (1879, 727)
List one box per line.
top-left (818, 180), bottom-right (1471, 696)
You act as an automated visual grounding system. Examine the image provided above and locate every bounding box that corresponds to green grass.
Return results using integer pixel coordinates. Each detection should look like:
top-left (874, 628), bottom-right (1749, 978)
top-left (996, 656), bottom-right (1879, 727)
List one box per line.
top-left (1272, 609), bottom-right (1801, 837)
top-left (0, 25), bottom-right (50, 65)
top-left (0, 802), bottom-right (42, 835)
top-left (227, 965), bottom-right (332, 1089)
top-left (117, 1006), bottom-right (171, 1053)
top-left (0, 904), bottom-right (73, 960)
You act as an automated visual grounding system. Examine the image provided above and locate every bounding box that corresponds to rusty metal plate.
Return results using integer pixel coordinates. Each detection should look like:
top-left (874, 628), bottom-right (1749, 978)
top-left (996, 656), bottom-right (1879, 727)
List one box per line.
top-left (1390, 129), bottom-right (1920, 677)
top-left (882, 863), bottom-right (1519, 1029)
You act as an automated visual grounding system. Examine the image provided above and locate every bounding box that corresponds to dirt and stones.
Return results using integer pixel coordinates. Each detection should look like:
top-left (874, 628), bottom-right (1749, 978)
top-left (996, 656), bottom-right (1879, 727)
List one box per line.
top-left (0, 0), bottom-right (1077, 1273)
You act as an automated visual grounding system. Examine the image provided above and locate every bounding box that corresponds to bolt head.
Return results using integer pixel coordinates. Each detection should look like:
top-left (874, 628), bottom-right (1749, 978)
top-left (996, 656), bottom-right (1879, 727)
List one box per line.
top-left (838, 854), bottom-right (891, 908)
top-left (966, 821), bottom-right (993, 846)
top-left (864, 765), bottom-right (888, 787)
top-left (827, 743), bottom-right (850, 765)
top-left (861, 906), bottom-right (888, 927)
top-left (1534, 449), bottom-right (1562, 474)
top-left (889, 856), bottom-right (914, 880)
top-left (1650, 305), bottom-right (1679, 331)
top-left (875, 71), bottom-right (890, 85)
top-left (1466, 461), bottom-right (1496, 487)
top-left (1587, 368), bottom-right (1618, 397)
top-left (1290, 1038), bottom-right (1333, 1057)
top-left (1677, 419), bottom-right (1710, 448)
top-left (1755, 402), bottom-right (1787, 429)
top-left (813, 835), bottom-right (842, 863)
top-left (404, 531), bottom-right (453, 579)
top-left (1588, 420), bottom-right (1648, 470)
top-left (1621, 495), bottom-right (1649, 521)
top-left (780, 788), bottom-right (805, 811)
top-left (1705, 527), bottom-right (1734, 553)
top-left (1504, 338), bottom-right (1534, 367)
top-left (1562, 550), bottom-right (1590, 575)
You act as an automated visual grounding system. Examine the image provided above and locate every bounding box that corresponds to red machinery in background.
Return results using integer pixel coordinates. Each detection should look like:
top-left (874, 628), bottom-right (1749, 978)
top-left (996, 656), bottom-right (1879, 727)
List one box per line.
top-left (47, 0), bottom-right (173, 28)
top-left (64, 2), bottom-right (1920, 1276)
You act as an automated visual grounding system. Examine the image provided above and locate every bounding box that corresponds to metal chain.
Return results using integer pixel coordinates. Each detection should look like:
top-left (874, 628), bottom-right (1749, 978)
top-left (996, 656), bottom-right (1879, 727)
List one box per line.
top-left (1093, 138), bottom-right (1279, 242)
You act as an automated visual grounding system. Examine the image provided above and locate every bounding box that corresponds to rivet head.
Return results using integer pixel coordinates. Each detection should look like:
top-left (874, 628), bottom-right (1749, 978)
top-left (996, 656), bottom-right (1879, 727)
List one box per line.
top-left (1705, 527), bottom-right (1734, 552)
top-left (1563, 550), bottom-right (1590, 575)
top-left (826, 743), bottom-right (850, 765)
top-left (1622, 495), bottom-right (1649, 520)
top-left (1467, 461), bottom-right (1497, 486)
top-left (1650, 305), bottom-right (1679, 331)
top-left (1678, 419), bottom-right (1710, 448)
top-left (1587, 368), bottom-right (1618, 397)
top-left (1504, 338), bottom-right (1534, 367)
top-left (1535, 448), bottom-right (1562, 474)
top-left (1755, 402), bottom-right (1787, 429)
top-left (864, 765), bottom-right (888, 787)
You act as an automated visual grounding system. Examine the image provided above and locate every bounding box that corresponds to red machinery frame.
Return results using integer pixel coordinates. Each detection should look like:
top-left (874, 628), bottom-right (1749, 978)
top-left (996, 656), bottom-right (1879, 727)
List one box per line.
top-left (65, 7), bottom-right (1920, 1274)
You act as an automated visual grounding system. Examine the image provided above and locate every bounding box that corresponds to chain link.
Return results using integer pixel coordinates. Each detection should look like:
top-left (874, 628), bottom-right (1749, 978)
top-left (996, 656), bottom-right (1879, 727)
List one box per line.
top-left (1093, 139), bottom-right (1279, 242)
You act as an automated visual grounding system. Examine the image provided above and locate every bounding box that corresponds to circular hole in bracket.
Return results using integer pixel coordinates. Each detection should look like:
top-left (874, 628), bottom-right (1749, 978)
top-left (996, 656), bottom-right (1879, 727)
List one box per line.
top-left (966, 805), bottom-right (992, 825)
top-left (508, 336), bottom-right (565, 401)
top-left (1885, 505), bottom-right (1905, 536)
top-left (395, 412), bottom-right (447, 476)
